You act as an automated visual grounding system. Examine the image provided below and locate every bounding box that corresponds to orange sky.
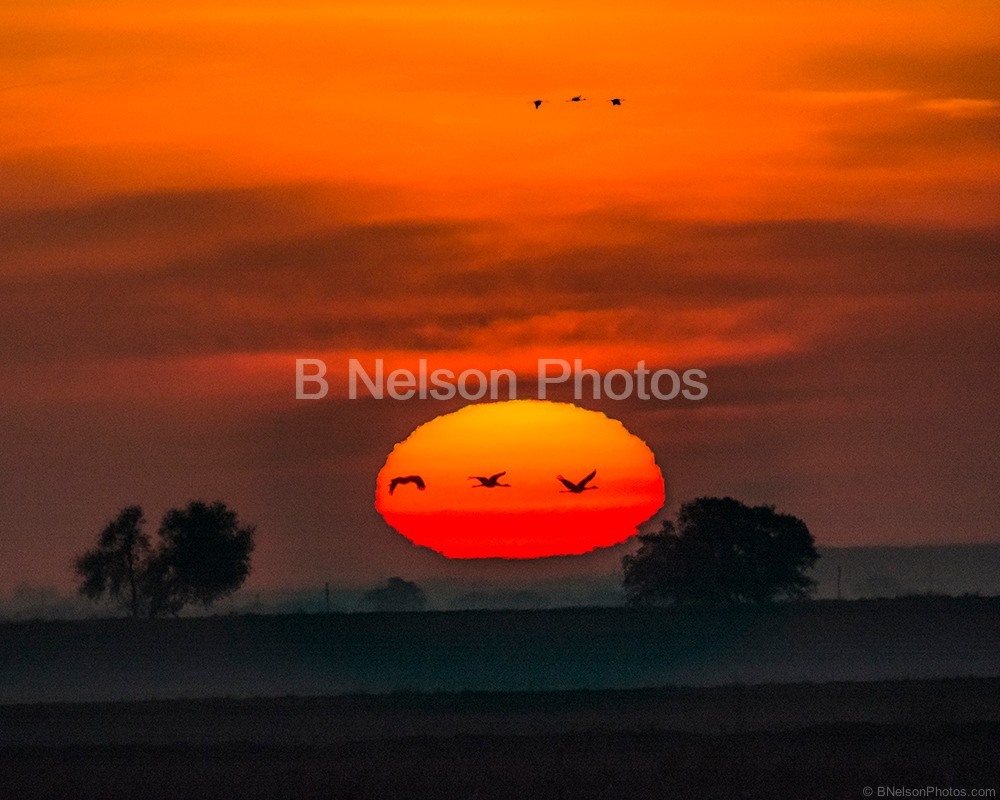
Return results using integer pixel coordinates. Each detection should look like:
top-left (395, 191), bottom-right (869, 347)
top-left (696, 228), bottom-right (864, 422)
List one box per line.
top-left (0, 0), bottom-right (998, 594)
top-left (2, 0), bottom-right (998, 221)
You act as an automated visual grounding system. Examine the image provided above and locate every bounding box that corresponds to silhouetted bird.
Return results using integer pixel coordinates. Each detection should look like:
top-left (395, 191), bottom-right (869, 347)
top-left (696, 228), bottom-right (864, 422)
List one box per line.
top-left (389, 475), bottom-right (426, 494)
top-left (533, 99), bottom-right (546, 109)
top-left (610, 98), bottom-right (623, 106)
top-left (557, 469), bottom-right (598, 493)
top-left (567, 95), bottom-right (587, 102)
top-left (469, 471), bottom-right (511, 488)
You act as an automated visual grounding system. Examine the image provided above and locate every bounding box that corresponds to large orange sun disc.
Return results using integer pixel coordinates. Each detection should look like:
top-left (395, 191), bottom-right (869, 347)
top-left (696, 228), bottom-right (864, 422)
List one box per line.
top-left (375, 400), bottom-right (665, 558)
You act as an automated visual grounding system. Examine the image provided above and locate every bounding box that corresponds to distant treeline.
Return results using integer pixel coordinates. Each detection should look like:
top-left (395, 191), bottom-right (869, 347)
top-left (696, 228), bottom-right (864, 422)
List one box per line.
top-left (4, 553), bottom-right (1000, 621)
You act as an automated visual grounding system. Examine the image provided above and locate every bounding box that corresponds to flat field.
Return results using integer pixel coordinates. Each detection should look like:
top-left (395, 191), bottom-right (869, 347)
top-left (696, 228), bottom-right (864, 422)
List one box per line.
top-left (1, 680), bottom-right (999, 799)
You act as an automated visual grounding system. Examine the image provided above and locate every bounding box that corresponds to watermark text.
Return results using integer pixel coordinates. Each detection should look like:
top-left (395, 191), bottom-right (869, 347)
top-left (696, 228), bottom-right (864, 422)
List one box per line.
top-left (295, 358), bottom-right (708, 401)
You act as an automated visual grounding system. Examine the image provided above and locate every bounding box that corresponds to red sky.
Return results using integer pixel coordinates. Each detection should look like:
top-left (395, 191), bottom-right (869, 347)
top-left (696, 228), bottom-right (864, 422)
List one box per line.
top-left (0, 0), bottom-right (998, 595)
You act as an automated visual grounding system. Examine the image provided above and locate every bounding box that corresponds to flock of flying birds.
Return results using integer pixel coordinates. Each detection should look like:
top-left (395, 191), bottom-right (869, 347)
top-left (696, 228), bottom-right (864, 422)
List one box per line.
top-left (533, 96), bottom-right (623, 108)
top-left (388, 470), bottom-right (599, 495)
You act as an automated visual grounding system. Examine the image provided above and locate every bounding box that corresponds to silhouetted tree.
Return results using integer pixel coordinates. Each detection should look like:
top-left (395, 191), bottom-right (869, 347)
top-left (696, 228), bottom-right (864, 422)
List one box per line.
top-left (74, 506), bottom-right (151, 617)
top-left (623, 497), bottom-right (819, 606)
top-left (75, 500), bottom-right (255, 617)
top-left (146, 501), bottom-right (256, 617)
top-left (362, 577), bottom-right (427, 612)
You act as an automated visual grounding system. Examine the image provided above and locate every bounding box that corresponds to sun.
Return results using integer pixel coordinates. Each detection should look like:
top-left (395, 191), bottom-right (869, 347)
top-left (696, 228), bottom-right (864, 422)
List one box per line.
top-left (375, 400), bottom-right (665, 558)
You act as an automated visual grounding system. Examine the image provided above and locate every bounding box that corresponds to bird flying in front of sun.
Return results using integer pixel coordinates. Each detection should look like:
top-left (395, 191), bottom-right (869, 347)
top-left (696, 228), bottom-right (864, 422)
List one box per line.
top-left (375, 400), bottom-right (665, 559)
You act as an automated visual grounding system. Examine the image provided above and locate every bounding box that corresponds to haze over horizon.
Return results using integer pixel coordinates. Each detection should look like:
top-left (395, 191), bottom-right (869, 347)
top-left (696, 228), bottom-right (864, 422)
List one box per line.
top-left (1, 0), bottom-right (998, 595)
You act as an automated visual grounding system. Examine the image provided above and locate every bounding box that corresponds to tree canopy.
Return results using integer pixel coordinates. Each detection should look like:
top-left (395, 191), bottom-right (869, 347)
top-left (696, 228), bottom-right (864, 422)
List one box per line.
top-left (74, 505), bottom-right (150, 617)
top-left (75, 500), bottom-right (255, 617)
top-left (622, 496), bottom-right (819, 606)
top-left (361, 577), bottom-right (427, 612)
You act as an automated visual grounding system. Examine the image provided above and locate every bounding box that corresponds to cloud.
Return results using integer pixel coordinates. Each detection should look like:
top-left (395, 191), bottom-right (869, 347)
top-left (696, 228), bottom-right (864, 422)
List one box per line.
top-left (800, 45), bottom-right (1000, 100)
top-left (919, 98), bottom-right (1000, 116)
top-left (783, 44), bottom-right (1000, 175)
top-left (820, 95), bottom-right (1000, 166)
top-left (0, 182), bottom-right (403, 277)
top-left (2, 188), bottom-right (999, 369)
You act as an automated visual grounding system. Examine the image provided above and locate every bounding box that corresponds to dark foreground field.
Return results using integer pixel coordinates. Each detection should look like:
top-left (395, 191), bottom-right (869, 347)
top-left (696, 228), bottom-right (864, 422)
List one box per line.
top-left (2, 603), bottom-right (998, 798)
top-left (4, 598), bottom-right (1000, 702)
top-left (1, 681), bottom-right (999, 800)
